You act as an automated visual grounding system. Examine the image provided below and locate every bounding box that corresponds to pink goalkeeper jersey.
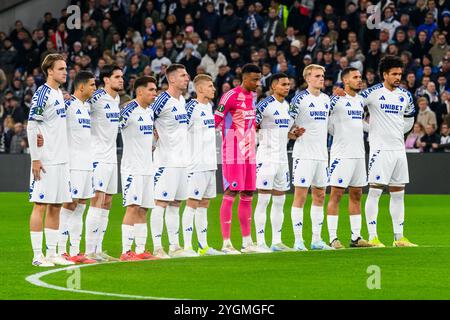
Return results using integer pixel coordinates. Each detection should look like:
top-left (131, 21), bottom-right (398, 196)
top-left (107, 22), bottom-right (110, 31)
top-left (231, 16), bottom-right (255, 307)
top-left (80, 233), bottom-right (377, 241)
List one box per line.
top-left (214, 86), bottom-right (257, 164)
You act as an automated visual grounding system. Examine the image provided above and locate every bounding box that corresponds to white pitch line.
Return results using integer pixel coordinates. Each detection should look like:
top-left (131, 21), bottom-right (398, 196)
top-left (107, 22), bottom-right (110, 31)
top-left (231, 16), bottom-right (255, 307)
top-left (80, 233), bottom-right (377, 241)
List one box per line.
top-left (25, 262), bottom-right (188, 300)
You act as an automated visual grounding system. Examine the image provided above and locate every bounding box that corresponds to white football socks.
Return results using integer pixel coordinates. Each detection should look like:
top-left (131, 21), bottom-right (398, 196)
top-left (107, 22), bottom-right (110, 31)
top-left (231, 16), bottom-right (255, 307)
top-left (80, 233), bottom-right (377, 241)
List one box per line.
top-left (57, 207), bottom-right (72, 254)
top-left (270, 195), bottom-right (285, 245)
top-left (254, 193), bottom-right (271, 246)
top-left (291, 207), bottom-right (304, 243)
top-left (134, 223), bottom-right (147, 254)
top-left (311, 205), bottom-right (324, 243)
top-left (365, 188), bottom-right (383, 240)
top-left (85, 206), bottom-right (102, 254)
top-left (349, 214), bottom-right (362, 241)
top-left (182, 206), bottom-right (195, 250)
top-left (151, 206), bottom-right (164, 249)
top-left (327, 214), bottom-right (338, 242)
top-left (30, 231), bottom-right (43, 259)
top-left (389, 190), bottom-right (405, 240)
top-left (195, 207), bottom-right (208, 249)
top-left (69, 204), bottom-right (86, 256)
top-left (165, 205), bottom-right (180, 250)
top-left (121, 224), bottom-right (134, 254)
top-left (44, 228), bottom-right (58, 257)
top-left (96, 208), bottom-right (110, 253)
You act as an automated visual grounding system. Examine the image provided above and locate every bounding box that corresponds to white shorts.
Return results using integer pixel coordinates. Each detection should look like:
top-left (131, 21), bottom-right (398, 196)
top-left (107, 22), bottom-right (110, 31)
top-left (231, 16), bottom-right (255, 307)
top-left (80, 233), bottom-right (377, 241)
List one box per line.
top-left (121, 174), bottom-right (155, 209)
top-left (256, 162), bottom-right (290, 191)
top-left (292, 158), bottom-right (328, 188)
top-left (154, 167), bottom-right (188, 201)
top-left (187, 170), bottom-right (217, 200)
top-left (70, 169), bottom-right (94, 199)
top-left (328, 158), bottom-right (367, 188)
top-left (93, 162), bottom-right (118, 194)
top-left (367, 150), bottom-right (409, 185)
top-left (29, 163), bottom-right (71, 204)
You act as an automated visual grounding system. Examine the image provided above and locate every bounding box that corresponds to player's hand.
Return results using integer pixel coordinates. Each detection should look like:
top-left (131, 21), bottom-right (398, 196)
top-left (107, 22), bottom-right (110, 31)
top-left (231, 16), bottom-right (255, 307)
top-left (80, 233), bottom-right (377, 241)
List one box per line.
top-left (32, 160), bottom-right (46, 181)
top-left (432, 143), bottom-right (438, 149)
top-left (333, 87), bottom-right (345, 97)
top-left (294, 127), bottom-right (305, 137)
top-left (153, 128), bottom-right (159, 140)
top-left (37, 134), bottom-right (44, 147)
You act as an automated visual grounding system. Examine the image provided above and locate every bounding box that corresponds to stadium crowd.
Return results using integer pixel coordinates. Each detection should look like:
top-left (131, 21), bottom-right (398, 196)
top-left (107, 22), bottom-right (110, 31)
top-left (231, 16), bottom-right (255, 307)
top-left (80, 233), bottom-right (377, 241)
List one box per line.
top-left (0, 0), bottom-right (449, 154)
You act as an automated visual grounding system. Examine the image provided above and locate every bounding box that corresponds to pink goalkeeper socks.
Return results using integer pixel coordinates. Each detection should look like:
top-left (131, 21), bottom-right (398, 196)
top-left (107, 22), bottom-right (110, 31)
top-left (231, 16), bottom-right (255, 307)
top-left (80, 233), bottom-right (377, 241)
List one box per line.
top-left (238, 195), bottom-right (253, 237)
top-left (220, 195), bottom-right (235, 240)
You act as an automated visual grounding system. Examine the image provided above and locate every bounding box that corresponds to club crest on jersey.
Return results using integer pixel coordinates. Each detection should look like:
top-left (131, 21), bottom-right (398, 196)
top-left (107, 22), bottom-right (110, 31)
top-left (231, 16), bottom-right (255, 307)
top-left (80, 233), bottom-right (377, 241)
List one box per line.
top-left (399, 96), bottom-right (404, 102)
top-left (325, 103), bottom-right (329, 109)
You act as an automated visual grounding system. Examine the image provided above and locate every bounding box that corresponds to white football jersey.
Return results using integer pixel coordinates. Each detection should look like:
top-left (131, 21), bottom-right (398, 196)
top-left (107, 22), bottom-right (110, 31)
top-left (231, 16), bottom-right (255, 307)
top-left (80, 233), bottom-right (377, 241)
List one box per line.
top-left (360, 83), bottom-right (415, 151)
top-left (328, 93), bottom-right (365, 159)
top-left (27, 83), bottom-right (69, 165)
top-left (185, 99), bottom-right (217, 172)
top-left (65, 95), bottom-right (93, 170)
top-left (289, 89), bottom-right (330, 161)
top-left (152, 91), bottom-right (189, 167)
top-left (88, 89), bottom-right (120, 164)
top-left (120, 100), bottom-right (154, 175)
top-left (256, 95), bottom-right (292, 163)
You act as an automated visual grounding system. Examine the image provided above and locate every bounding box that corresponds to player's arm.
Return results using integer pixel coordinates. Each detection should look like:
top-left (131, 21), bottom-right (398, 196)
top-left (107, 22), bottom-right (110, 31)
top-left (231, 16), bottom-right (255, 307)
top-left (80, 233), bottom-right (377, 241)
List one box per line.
top-left (27, 90), bottom-right (47, 180)
top-left (327, 95), bottom-right (340, 135)
top-left (288, 96), bottom-right (305, 139)
top-left (214, 91), bottom-right (234, 129)
top-left (403, 91), bottom-right (415, 134)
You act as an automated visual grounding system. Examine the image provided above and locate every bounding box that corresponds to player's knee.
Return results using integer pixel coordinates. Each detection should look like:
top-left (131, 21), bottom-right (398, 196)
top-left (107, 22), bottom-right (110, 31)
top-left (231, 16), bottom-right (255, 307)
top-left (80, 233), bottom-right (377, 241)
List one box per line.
top-left (169, 200), bottom-right (181, 207)
top-left (330, 188), bottom-right (344, 202)
top-left (64, 202), bottom-right (78, 211)
top-left (312, 189), bottom-right (325, 205)
top-left (199, 199), bottom-right (210, 208)
top-left (349, 189), bottom-right (362, 202)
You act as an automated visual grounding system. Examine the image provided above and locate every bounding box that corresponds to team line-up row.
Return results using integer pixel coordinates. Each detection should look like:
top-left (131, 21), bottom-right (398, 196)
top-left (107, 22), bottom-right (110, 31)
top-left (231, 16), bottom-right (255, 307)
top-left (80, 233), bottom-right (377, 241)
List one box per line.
top-left (27, 54), bottom-right (418, 267)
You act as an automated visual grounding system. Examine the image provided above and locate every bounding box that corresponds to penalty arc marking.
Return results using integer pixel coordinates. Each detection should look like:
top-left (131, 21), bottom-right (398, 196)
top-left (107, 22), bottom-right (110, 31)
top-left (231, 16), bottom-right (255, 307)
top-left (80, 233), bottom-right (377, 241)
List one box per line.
top-left (25, 261), bottom-right (188, 300)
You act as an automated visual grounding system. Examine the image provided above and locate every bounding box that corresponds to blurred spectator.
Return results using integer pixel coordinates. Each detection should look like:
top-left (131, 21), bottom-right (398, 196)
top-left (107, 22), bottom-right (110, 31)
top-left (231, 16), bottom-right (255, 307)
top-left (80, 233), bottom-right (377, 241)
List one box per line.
top-left (200, 42), bottom-right (227, 81)
top-left (264, 7), bottom-right (284, 44)
top-left (435, 123), bottom-right (450, 152)
top-left (416, 97), bottom-right (438, 129)
top-left (379, 7), bottom-right (401, 41)
top-left (150, 46), bottom-right (171, 75)
top-left (418, 124), bottom-right (440, 152)
top-left (2, 116), bottom-right (15, 153)
top-left (429, 32), bottom-right (449, 66)
top-left (405, 122), bottom-right (425, 153)
top-left (9, 122), bottom-right (26, 154)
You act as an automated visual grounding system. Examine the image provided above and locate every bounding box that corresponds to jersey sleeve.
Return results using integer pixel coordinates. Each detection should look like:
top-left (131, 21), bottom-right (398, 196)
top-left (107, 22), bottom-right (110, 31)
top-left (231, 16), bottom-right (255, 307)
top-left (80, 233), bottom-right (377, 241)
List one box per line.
top-left (288, 95), bottom-right (301, 121)
top-left (214, 90), bottom-right (235, 128)
top-left (185, 99), bottom-right (196, 127)
top-left (28, 86), bottom-right (51, 122)
top-left (152, 92), bottom-right (170, 121)
top-left (255, 99), bottom-right (268, 125)
top-left (404, 90), bottom-right (415, 118)
top-left (119, 102), bottom-right (137, 129)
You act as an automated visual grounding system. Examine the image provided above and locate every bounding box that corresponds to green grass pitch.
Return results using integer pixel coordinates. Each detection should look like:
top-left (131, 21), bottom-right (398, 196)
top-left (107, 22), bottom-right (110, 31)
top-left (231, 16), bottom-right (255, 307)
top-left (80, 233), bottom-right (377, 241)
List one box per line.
top-left (1, 192), bottom-right (449, 300)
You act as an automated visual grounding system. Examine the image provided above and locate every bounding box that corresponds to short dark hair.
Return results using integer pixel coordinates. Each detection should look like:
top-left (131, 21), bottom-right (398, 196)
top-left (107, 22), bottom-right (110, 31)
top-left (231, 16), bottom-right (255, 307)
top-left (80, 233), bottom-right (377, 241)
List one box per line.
top-left (242, 63), bottom-right (261, 75)
top-left (269, 73), bottom-right (289, 87)
top-left (341, 67), bottom-right (359, 79)
top-left (74, 71), bottom-right (95, 89)
top-left (99, 64), bottom-right (122, 84)
top-left (166, 63), bottom-right (186, 76)
top-left (379, 55), bottom-right (404, 78)
top-left (134, 76), bottom-right (157, 90)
